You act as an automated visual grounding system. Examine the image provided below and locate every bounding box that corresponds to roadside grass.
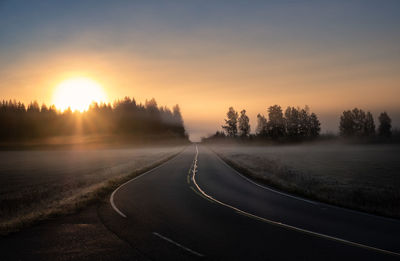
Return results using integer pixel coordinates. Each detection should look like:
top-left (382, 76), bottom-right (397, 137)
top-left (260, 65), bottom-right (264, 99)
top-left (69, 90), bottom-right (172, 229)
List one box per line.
top-left (0, 147), bottom-right (184, 235)
top-left (211, 144), bottom-right (400, 219)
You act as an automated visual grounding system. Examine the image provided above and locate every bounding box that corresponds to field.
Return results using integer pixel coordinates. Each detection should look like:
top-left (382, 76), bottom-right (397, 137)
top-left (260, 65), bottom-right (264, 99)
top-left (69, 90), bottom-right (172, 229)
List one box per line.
top-left (0, 146), bottom-right (183, 234)
top-left (211, 143), bottom-right (400, 218)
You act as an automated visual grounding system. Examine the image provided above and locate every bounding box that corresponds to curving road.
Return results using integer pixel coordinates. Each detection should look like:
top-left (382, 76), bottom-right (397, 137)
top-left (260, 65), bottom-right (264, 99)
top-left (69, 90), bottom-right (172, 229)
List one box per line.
top-left (100, 145), bottom-right (400, 260)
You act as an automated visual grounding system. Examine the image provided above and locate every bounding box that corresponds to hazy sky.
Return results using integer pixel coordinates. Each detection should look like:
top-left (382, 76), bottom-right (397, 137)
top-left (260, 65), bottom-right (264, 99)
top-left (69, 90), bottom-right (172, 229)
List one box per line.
top-left (1, 0), bottom-right (399, 140)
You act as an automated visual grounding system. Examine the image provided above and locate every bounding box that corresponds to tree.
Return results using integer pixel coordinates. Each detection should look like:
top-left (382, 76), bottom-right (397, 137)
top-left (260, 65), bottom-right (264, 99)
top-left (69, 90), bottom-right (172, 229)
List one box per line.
top-left (378, 112), bottom-right (392, 137)
top-left (267, 105), bottom-right (285, 139)
top-left (238, 109), bottom-right (250, 137)
top-left (364, 112), bottom-right (375, 136)
top-left (298, 107), bottom-right (311, 137)
top-left (340, 108), bottom-right (373, 137)
top-left (222, 107), bottom-right (238, 137)
top-left (339, 110), bottom-right (355, 136)
top-left (256, 114), bottom-right (268, 137)
top-left (284, 107), bottom-right (300, 137)
top-left (172, 104), bottom-right (183, 126)
top-left (352, 108), bottom-right (366, 136)
top-left (172, 104), bottom-right (186, 137)
top-left (284, 105), bottom-right (320, 138)
top-left (27, 101), bottom-right (40, 112)
top-left (309, 113), bottom-right (321, 137)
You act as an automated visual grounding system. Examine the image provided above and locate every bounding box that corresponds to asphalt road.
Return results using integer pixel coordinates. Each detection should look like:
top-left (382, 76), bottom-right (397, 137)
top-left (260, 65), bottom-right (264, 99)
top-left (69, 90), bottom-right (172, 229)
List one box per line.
top-left (100, 145), bottom-right (400, 260)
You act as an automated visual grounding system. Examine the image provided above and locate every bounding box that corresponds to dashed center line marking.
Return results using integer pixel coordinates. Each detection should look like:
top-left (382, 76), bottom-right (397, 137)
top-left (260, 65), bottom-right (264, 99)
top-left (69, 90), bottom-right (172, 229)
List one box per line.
top-left (153, 232), bottom-right (204, 257)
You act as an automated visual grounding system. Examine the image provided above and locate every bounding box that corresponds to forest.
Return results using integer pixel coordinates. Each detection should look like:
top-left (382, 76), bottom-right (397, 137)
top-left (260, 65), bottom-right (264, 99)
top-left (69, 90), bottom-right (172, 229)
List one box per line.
top-left (0, 97), bottom-right (188, 142)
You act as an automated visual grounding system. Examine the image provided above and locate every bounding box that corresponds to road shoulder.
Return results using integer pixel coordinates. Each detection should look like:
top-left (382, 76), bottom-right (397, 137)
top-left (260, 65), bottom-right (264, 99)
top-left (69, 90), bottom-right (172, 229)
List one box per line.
top-left (0, 202), bottom-right (148, 261)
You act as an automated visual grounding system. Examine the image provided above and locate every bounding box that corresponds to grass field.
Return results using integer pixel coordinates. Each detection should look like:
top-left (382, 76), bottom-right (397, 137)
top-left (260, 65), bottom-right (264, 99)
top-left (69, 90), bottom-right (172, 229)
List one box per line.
top-left (211, 143), bottom-right (400, 218)
top-left (0, 146), bottom-right (183, 234)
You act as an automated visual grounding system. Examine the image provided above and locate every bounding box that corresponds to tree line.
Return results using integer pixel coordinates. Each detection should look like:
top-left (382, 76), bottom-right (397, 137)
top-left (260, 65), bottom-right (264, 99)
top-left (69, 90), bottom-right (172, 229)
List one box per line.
top-left (0, 97), bottom-right (187, 142)
top-left (216, 105), bottom-right (321, 140)
top-left (204, 105), bottom-right (394, 142)
top-left (339, 108), bottom-right (392, 137)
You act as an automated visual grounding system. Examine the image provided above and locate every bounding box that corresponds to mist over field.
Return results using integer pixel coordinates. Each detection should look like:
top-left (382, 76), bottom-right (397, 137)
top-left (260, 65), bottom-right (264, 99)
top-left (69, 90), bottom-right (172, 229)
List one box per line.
top-left (0, 146), bottom-right (183, 234)
top-left (212, 143), bottom-right (400, 218)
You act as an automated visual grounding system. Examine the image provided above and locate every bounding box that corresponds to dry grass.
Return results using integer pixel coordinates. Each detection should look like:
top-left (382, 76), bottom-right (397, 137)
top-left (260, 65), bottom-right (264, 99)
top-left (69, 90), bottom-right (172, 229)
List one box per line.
top-left (0, 146), bottom-right (184, 235)
top-left (211, 144), bottom-right (400, 219)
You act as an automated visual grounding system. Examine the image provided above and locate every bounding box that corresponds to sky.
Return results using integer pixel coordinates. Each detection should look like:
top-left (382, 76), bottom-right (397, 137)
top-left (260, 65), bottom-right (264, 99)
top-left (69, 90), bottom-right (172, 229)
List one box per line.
top-left (0, 0), bottom-right (399, 141)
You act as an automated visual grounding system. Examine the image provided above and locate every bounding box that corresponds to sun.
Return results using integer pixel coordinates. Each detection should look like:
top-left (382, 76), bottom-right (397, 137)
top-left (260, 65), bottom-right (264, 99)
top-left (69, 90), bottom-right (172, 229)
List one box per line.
top-left (53, 77), bottom-right (107, 112)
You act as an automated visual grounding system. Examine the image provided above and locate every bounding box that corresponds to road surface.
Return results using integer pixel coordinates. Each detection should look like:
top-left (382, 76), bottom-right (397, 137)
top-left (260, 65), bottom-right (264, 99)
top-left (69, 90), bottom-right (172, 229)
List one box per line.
top-left (100, 145), bottom-right (400, 260)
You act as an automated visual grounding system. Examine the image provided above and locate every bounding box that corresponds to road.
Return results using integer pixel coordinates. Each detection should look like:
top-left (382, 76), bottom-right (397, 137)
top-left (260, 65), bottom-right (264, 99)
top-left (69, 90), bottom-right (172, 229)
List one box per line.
top-left (100, 145), bottom-right (400, 260)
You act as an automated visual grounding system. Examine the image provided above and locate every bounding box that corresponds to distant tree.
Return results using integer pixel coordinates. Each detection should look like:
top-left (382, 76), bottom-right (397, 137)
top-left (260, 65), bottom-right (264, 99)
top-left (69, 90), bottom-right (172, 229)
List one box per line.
top-left (145, 98), bottom-right (158, 113)
top-left (172, 104), bottom-right (186, 137)
top-left (40, 104), bottom-right (48, 113)
top-left (352, 108), bottom-right (366, 136)
top-left (298, 107), bottom-right (311, 137)
top-left (27, 101), bottom-right (40, 112)
top-left (238, 110), bottom-right (250, 137)
top-left (222, 107), bottom-right (238, 137)
top-left (267, 105), bottom-right (285, 139)
top-left (378, 112), bottom-right (392, 137)
top-left (340, 108), bottom-right (375, 137)
top-left (285, 107), bottom-right (300, 137)
top-left (215, 131), bottom-right (226, 137)
top-left (309, 113), bottom-right (321, 137)
top-left (256, 114), bottom-right (268, 137)
top-left (364, 112), bottom-right (375, 136)
top-left (284, 106), bottom-right (320, 138)
top-left (339, 110), bottom-right (355, 136)
top-left (172, 105), bottom-right (183, 125)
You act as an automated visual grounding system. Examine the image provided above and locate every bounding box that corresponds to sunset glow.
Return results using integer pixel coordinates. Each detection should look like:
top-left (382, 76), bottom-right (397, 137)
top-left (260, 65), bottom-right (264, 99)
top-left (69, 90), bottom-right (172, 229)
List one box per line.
top-left (1, 1), bottom-right (399, 140)
top-left (52, 77), bottom-right (107, 112)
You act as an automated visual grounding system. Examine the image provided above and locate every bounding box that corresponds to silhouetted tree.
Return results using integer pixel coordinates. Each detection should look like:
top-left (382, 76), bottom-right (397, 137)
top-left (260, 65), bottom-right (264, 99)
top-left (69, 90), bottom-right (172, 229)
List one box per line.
top-left (222, 107), bottom-right (238, 137)
top-left (238, 110), bottom-right (250, 137)
top-left (340, 108), bottom-right (375, 137)
top-left (309, 113), bottom-right (321, 137)
top-left (256, 114), bottom-right (268, 137)
top-left (267, 105), bottom-right (285, 139)
top-left (284, 106), bottom-right (320, 138)
top-left (364, 112), bottom-right (375, 136)
top-left (339, 110), bottom-right (355, 136)
top-left (378, 112), bottom-right (392, 137)
top-left (285, 107), bottom-right (300, 137)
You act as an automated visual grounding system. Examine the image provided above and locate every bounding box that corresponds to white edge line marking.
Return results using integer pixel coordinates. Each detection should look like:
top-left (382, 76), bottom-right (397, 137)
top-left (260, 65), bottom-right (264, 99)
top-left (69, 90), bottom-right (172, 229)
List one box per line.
top-left (192, 145), bottom-right (400, 258)
top-left (110, 153), bottom-right (180, 218)
top-left (153, 232), bottom-right (204, 257)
